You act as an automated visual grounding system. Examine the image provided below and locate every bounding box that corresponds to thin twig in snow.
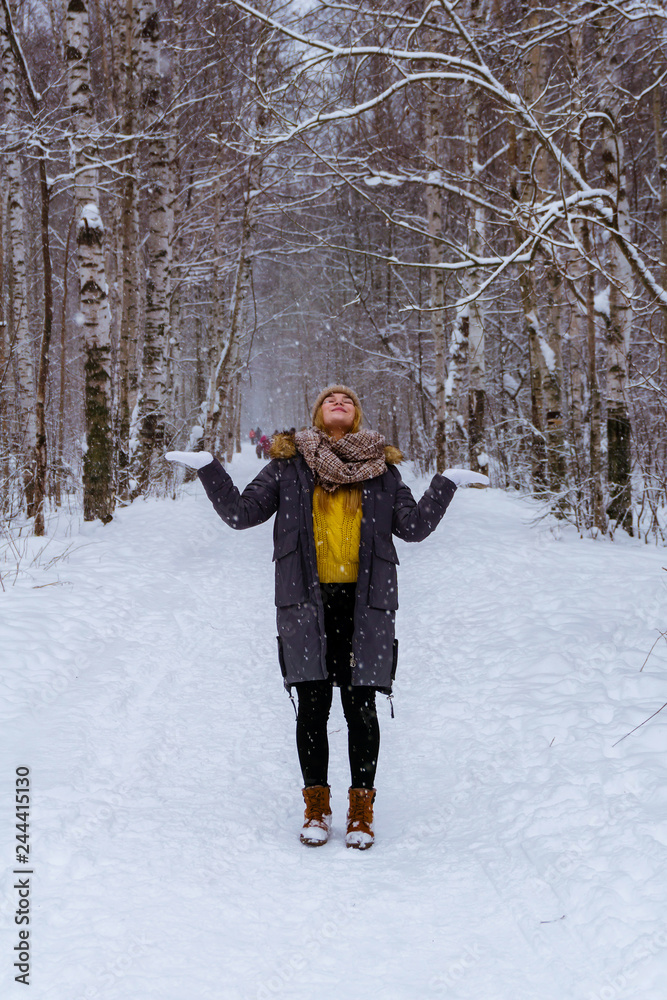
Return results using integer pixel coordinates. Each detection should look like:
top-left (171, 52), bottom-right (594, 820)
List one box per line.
top-left (612, 702), bottom-right (667, 747)
top-left (639, 630), bottom-right (667, 672)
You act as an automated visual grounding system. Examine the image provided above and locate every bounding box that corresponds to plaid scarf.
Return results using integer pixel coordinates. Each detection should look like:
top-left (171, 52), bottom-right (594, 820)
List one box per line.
top-left (294, 428), bottom-right (386, 492)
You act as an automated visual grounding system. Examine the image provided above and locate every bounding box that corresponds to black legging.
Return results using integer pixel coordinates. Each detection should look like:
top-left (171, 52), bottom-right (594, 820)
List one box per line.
top-left (295, 583), bottom-right (380, 789)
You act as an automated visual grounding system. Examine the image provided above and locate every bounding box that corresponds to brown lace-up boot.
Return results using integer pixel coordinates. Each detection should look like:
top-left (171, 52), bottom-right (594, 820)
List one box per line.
top-left (300, 785), bottom-right (332, 846)
top-left (345, 787), bottom-right (375, 850)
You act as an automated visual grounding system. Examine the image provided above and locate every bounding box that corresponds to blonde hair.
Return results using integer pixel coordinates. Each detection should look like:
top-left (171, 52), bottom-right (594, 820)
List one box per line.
top-left (313, 483), bottom-right (362, 516)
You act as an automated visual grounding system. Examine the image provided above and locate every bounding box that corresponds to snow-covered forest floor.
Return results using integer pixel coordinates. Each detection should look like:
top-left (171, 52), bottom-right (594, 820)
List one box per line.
top-left (2, 446), bottom-right (667, 1000)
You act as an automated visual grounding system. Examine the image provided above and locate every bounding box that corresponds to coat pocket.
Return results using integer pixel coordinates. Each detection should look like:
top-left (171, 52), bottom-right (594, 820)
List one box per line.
top-left (373, 533), bottom-right (399, 564)
top-left (273, 528), bottom-right (308, 606)
top-left (368, 534), bottom-right (399, 610)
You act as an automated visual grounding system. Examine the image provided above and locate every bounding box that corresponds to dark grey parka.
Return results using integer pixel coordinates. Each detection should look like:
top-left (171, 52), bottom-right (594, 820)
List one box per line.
top-left (198, 435), bottom-right (456, 691)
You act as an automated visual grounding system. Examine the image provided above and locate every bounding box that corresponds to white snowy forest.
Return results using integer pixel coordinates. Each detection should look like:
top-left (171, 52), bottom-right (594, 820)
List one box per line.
top-left (1, 0), bottom-right (667, 537)
top-left (3, 4), bottom-right (667, 999)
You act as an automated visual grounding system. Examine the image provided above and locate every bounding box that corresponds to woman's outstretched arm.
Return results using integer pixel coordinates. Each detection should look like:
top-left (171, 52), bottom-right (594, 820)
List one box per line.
top-left (390, 470), bottom-right (458, 543)
top-left (166, 453), bottom-right (279, 529)
top-left (391, 465), bottom-right (489, 542)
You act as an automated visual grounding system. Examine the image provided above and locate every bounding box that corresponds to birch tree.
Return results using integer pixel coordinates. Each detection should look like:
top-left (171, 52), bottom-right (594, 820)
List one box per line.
top-left (597, 13), bottom-right (634, 534)
top-left (66, 0), bottom-right (114, 523)
top-left (653, 82), bottom-right (667, 383)
top-left (445, 307), bottom-right (468, 465)
top-left (424, 75), bottom-right (447, 473)
top-left (2, 0), bottom-right (56, 534)
top-left (166, 0), bottom-right (184, 431)
top-left (1, 12), bottom-right (35, 514)
top-left (463, 0), bottom-right (487, 475)
top-left (116, 0), bottom-right (141, 499)
top-left (507, 2), bottom-right (567, 499)
top-left (131, 0), bottom-right (172, 495)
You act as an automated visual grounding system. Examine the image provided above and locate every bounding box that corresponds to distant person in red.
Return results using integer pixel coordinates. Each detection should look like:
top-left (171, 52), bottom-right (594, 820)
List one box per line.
top-left (249, 428), bottom-right (256, 446)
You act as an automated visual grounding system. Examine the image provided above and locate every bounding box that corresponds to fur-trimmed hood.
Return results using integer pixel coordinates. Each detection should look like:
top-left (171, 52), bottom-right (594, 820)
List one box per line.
top-left (269, 431), bottom-right (403, 466)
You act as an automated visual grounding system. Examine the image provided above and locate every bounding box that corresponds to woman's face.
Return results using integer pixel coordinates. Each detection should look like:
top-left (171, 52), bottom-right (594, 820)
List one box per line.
top-left (320, 393), bottom-right (356, 439)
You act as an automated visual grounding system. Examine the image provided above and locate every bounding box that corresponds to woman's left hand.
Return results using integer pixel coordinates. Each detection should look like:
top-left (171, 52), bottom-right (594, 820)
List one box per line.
top-left (441, 468), bottom-right (490, 488)
top-left (165, 451), bottom-right (214, 470)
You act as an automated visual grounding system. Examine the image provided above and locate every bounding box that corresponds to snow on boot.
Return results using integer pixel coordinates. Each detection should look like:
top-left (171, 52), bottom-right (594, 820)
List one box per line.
top-left (345, 787), bottom-right (375, 850)
top-left (300, 785), bottom-right (332, 847)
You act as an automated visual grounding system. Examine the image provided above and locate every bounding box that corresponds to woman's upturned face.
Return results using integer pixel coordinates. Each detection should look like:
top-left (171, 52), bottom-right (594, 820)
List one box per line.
top-left (320, 393), bottom-right (356, 438)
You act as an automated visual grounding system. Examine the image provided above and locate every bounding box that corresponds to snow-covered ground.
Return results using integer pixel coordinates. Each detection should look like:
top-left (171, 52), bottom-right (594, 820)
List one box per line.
top-left (2, 446), bottom-right (667, 1000)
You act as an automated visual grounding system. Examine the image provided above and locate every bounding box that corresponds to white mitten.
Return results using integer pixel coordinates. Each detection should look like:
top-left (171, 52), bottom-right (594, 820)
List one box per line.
top-left (442, 468), bottom-right (490, 488)
top-left (165, 451), bottom-right (214, 470)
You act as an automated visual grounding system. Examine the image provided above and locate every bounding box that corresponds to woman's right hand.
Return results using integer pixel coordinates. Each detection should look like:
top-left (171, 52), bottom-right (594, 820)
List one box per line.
top-left (165, 451), bottom-right (214, 470)
top-left (441, 468), bottom-right (490, 488)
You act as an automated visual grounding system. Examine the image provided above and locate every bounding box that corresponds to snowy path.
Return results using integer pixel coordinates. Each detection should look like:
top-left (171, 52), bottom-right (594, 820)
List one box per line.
top-left (2, 448), bottom-right (667, 999)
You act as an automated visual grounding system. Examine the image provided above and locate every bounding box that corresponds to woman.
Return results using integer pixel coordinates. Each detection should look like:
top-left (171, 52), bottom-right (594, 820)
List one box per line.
top-left (166, 385), bottom-right (488, 849)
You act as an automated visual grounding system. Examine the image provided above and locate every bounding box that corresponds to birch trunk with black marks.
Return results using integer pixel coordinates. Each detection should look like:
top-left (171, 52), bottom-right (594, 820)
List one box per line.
top-left (566, 25), bottom-right (586, 503)
top-left (201, 147), bottom-right (225, 454)
top-left (1, 20), bottom-right (35, 513)
top-left (66, 0), bottom-right (114, 523)
top-left (509, 125), bottom-right (545, 492)
top-left (653, 85), bottom-right (667, 385)
top-left (578, 162), bottom-right (607, 532)
top-left (445, 309), bottom-right (468, 466)
top-left (116, 0), bottom-right (141, 499)
top-left (464, 0), bottom-right (487, 476)
top-left (596, 18), bottom-right (633, 535)
top-left (0, 171), bottom-right (7, 502)
top-left (56, 217), bottom-right (75, 507)
top-left (166, 0), bottom-right (183, 432)
top-left (542, 259), bottom-right (567, 507)
top-left (425, 75), bottom-right (447, 473)
top-left (511, 4), bottom-right (566, 497)
top-left (132, 0), bottom-right (172, 495)
top-left (467, 253), bottom-right (487, 475)
top-left (603, 118), bottom-right (633, 535)
top-left (224, 383), bottom-right (238, 463)
top-left (568, 285), bottom-right (587, 514)
top-left (528, 20), bottom-right (566, 503)
top-left (509, 12), bottom-right (545, 490)
top-left (582, 203), bottom-right (606, 532)
top-left (3, 0), bottom-right (55, 533)
top-left (33, 160), bottom-right (54, 536)
top-left (570, 22), bottom-right (605, 532)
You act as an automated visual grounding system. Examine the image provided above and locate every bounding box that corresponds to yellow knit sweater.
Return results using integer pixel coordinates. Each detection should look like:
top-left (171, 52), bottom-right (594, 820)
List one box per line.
top-left (312, 486), bottom-right (362, 583)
